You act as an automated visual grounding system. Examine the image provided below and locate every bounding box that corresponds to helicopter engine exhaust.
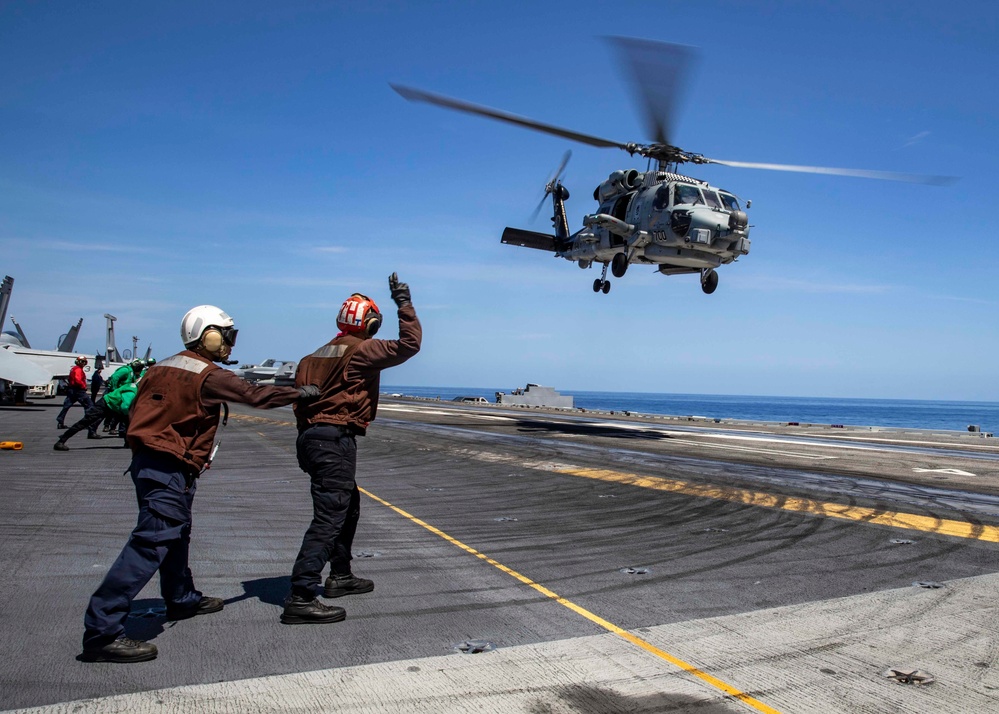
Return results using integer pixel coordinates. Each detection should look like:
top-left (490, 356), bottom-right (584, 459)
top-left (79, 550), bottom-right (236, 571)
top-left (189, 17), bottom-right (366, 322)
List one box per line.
top-left (594, 169), bottom-right (642, 201)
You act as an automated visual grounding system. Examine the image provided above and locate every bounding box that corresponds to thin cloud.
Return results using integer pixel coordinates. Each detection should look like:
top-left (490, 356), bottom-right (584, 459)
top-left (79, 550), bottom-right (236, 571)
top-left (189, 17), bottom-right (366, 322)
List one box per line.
top-left (0, 238), bottom-right (171, 256)
top-left (255, 276), bottom-right (350, 288)
top-left (49, 241), bottom-right (124, 252)
top-left (513, 332), bottom-right (554, 340)
top-left (2, 238), bottom-right (156, 254)
top-left (741, 276), bottom-right (893, 294)
top-left (295, 302), bottom-right (349, 310)
top-left (903, 131), bottom-right (930, 147)
top-left (924, 293), bottom-right (997, 306)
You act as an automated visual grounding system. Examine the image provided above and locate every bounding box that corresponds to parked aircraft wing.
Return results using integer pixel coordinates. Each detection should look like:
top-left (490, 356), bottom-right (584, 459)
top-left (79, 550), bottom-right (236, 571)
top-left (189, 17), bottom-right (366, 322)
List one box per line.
top-left (0, 347), bottom-right (53, 386)
top-left (501, 227), bottom-right (558, 252)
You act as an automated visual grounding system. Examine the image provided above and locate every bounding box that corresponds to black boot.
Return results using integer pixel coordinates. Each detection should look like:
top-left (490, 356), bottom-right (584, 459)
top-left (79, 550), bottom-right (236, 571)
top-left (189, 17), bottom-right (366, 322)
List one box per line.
top-left (87, 432), bottom-right (102, 440)
top-left (53, 441), bottom-right (68, 451)
top-left (281, 594), bottom-right (346, 625)
top-left (165, 596), bottom-right (224, 621)
top-left (324, 573), bottom-right (374, 598)
top-left (57, 423), bottom-right (67, 429)
top-left (80, 637), bottom-right (157, 663)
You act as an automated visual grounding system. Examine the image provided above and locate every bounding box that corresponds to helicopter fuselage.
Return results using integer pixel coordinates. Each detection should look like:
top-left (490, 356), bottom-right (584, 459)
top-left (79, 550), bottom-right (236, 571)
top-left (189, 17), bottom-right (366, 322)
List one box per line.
top-left (501, 168), bottom-right (751, 294)
top-left (561, 169), bottom-right (750, 277)
top-left (397, 38), bottom-right (951, 296)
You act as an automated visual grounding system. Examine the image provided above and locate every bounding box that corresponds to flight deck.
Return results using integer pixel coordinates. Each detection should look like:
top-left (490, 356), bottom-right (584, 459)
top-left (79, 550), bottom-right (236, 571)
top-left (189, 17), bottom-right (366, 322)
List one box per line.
top-left (1, 397), bottom-right (997, 713)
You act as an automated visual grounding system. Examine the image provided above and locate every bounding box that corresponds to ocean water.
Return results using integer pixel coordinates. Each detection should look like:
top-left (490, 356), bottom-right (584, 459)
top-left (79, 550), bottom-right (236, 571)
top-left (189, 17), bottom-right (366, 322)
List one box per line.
top-left (382, 385), bottom-right (999, 435)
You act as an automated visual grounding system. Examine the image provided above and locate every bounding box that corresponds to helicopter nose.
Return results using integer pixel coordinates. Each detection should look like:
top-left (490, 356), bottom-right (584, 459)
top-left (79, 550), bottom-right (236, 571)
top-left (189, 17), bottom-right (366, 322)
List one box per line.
top-left (682, 208), bottom-right (745, 246)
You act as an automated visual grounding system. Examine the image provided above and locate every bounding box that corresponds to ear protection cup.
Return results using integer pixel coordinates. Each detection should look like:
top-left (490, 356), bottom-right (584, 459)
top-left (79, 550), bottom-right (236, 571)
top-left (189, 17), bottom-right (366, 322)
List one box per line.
top-left (364, 312), bottom-right (382, 337)
top-left (201, 328), bottom-right (224, 353)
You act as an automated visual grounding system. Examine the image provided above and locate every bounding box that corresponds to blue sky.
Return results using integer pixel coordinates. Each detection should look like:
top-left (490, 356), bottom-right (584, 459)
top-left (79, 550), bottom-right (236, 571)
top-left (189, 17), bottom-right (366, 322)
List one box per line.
top-left (2, 1), bottom-right (996, 400)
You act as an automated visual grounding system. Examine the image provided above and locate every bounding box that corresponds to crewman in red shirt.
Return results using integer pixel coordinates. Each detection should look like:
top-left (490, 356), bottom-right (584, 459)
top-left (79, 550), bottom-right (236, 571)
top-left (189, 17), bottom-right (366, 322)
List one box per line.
top-left (56, 356), bottom-right (93, 428)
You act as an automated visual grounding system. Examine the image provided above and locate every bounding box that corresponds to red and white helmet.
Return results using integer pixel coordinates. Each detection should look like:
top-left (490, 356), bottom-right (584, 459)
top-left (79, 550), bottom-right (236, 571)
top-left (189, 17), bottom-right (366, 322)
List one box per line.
top-left (336, 293), bottom-right (382, 336)
top-left (75, 355), bottom-right (88, 367)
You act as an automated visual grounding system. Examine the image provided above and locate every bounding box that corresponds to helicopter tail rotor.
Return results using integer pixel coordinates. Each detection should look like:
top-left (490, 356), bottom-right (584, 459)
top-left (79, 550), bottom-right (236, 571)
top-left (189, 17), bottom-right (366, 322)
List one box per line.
top-left (531, 150), bottom-right (572, 222)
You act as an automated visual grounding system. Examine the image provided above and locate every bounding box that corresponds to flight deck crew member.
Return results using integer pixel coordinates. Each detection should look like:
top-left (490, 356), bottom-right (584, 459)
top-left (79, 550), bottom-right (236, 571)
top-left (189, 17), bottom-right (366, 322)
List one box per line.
top-left (56, 356), bottom-right (93, 428)
top-left (105, 358), bottom-right (144, 392)
top-left (282, 273), bottom-right (421, 625)
top-left (80, 305), bottom-right (322, 663)
top-left (54, 380), bottom-right (138, 449)
top-left (101, 359), bottom-right (144, 435)
top-left (89, 356), bottom-right (105, 402)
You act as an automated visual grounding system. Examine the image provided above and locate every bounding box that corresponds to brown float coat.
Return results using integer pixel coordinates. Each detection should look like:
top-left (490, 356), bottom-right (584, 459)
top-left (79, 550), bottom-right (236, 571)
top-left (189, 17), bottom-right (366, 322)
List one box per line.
top-left (127, 350), bottom-right (301, 472)
top-left (294, 304), bottom-right (421, 435)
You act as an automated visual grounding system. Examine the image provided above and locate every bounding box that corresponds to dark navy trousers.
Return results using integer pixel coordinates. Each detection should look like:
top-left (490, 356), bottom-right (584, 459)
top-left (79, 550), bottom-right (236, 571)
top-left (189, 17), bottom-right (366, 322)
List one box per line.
top-left (57, 387), bottom-right (93, 425)
top-left (83, 450), bottom-right (203, 649)
top-left (289, 425), bottom-right (360, 597)
top-left (60, 398), bottom-right (111, 441)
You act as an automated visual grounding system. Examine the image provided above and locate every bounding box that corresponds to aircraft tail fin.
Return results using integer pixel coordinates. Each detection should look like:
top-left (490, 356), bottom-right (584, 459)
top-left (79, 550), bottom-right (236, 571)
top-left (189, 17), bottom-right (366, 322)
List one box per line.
top-left (57, 318), bottom-right (83, 352)
top-left (9, 317), bottom-right (30, 348)
top-left (0, 276), bottom-right (12, 329)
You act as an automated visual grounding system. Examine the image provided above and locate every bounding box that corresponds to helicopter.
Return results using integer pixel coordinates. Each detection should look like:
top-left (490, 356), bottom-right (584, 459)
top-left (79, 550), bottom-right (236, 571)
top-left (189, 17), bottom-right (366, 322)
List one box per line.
top-left (392, 38), bottom-right (954, 295)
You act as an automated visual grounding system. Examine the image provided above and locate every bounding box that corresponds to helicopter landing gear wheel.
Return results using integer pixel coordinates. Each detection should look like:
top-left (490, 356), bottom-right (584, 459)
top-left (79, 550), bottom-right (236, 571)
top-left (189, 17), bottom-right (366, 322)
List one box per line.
top-left (700, 268), bottom-right (719, 295)
top-left (611, 252), bottom-right (628, 278)
top-left (592, 262), bottom-right (611, 294)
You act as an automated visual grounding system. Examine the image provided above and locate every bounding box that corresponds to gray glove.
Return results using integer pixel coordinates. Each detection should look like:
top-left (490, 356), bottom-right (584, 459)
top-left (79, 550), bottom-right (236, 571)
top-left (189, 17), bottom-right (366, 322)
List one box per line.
top-left (298, 384), bottom-right (321, 402)
top-left (389, 272), bottom-right (411, 308)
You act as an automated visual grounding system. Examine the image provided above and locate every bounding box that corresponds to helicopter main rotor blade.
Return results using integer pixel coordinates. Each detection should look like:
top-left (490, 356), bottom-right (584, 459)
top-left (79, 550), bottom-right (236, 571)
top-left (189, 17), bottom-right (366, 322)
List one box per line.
top-left (391, 84), bottom-right (630, 151)
top-left (702, 157), bottom-right (958, 185)
top-left (606, 37), bottom-right (697, 148)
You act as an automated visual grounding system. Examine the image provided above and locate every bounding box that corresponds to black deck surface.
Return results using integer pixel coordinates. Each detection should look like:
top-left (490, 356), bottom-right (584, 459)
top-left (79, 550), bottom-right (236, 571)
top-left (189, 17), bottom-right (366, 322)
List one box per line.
top-left (2, 399), bottom-right (997, 710)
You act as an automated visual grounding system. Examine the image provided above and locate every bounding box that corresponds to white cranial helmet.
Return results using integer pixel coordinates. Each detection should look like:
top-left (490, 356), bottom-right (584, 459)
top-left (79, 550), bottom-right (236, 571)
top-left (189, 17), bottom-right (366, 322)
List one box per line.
top-left (180, 305), bottom-right (234, 347)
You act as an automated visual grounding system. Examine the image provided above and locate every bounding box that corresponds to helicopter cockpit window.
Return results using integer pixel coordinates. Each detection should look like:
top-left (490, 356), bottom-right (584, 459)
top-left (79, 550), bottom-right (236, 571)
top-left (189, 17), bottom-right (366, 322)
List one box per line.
top-left (720, 193), bottom-right (741, 211)
top-left (653, 183), bottom-right (671, 210)
top-left (675, 184), bottom-right (703, 205)
top-left (703, 190), bottom-right (723, 209)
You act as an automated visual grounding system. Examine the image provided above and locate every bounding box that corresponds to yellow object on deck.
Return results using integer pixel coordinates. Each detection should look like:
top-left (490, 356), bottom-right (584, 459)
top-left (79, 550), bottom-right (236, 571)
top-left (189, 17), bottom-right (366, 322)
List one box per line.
top-left (0, 441), bottom-right (24, 450)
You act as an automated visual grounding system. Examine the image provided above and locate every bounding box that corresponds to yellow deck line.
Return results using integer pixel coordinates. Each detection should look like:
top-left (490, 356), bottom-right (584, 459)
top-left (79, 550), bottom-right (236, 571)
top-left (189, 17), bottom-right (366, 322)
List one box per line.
top-left (231, 415), bottom-right (999, 543)
top-left (231, 411), bottom-right (993, 710)
top-left (553, 466), bottom-right (999, 542)
top-left (361, 487), bottom-right (781, 714)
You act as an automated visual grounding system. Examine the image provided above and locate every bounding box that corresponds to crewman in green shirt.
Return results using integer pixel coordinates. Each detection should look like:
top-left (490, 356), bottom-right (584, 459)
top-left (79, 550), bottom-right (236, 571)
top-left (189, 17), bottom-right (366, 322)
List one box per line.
top-left (54, 381), bottom-right (139, 450)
